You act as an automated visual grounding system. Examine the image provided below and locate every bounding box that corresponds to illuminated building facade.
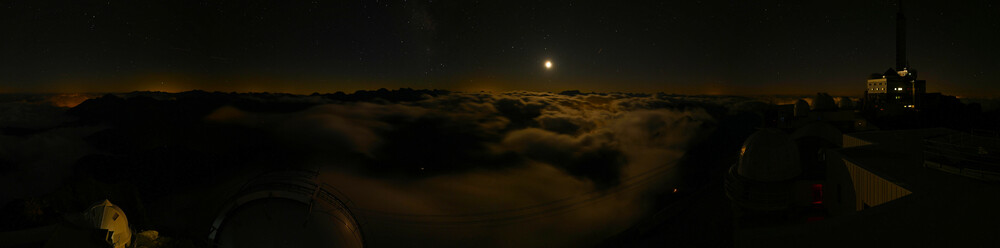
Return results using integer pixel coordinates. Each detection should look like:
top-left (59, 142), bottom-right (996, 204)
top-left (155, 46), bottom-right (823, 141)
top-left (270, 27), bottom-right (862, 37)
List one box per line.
top-left (864, 1), bottom-right (927, 111)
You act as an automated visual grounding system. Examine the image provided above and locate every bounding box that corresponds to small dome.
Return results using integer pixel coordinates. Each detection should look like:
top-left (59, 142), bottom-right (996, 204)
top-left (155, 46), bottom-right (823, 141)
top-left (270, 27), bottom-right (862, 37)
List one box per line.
top-left (215, 198), bottom-right (363, 248)
top-left (836, 97), bottom-right (854, 109)
top-left (811, 93), bottom-right (837, 111)
top-left (794, 100), bottom-right (810, 117)
top-left (738, 129), bottom-right (801, 182)
top-left (791, 122), bottom-right (843, 147)
top-left (85, 199), bottom-right (132, 248)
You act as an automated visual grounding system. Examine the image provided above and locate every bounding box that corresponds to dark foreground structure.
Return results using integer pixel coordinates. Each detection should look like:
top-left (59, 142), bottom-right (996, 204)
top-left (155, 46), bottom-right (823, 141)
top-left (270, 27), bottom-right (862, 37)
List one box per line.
top-left (0, 199), bottom-right (133, 248)
top-left (0, 170), bottom-right (366, 248)
top-left (724, 4), bottom-right (1000, 242)
top-left (210, 170), bottom-right (365, 248)
top-left (729, 127), bottom-right (1000, 247)
top-left (725, 3), bottom-right (1000, 244)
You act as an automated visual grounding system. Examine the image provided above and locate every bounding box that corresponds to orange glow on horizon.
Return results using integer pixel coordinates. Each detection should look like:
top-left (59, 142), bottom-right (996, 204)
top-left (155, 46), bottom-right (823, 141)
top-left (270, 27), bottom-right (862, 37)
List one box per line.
top-left (46, 93), bottom-right (96, 108)
top-left (7, 73), bottom-right (960, 97)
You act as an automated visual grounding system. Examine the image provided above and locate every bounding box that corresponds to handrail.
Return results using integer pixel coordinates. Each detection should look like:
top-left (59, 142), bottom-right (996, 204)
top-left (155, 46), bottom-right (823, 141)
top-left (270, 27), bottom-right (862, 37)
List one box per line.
top-left (208, 170), bottom-right (365, 247)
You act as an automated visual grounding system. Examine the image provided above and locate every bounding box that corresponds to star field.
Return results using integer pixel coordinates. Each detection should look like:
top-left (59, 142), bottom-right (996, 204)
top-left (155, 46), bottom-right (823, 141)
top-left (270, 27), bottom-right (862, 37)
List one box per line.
top-left (1, 0), bottom-right (998, 96)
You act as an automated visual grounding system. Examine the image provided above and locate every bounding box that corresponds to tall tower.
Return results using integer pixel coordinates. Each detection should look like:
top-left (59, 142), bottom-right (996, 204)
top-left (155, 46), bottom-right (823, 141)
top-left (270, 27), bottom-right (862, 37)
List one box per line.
top-left (864, 0), bottom-right (926, 112)
top-left (895, 0), bottom-right (906, 70)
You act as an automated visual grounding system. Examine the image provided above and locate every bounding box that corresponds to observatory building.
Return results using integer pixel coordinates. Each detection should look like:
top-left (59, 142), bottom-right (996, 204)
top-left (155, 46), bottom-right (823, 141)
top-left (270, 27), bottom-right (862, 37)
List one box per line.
top-left (728, 125), bottom-right (1000, 247)
top-left (210, 170), bottom-right (365, 248)
top-left (0, 199), bottom-right (134, 248)
top-left (725, 127), bottom-right (832, 227)
top-left (85, 199), bottom-right (133, 248)
top-left (864, 1), bottom-right (927, 112)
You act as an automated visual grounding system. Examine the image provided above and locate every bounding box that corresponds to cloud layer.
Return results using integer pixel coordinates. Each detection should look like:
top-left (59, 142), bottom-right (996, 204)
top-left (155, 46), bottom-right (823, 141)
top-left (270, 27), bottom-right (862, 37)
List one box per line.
top-left (205, 91), bottom-right (721, 247)
top-left (2, 90), bottom-right (761, 246)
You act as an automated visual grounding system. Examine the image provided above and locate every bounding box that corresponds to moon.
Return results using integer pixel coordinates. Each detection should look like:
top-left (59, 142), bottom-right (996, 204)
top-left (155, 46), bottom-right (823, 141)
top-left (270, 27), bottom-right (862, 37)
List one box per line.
top-left (544, 60), bottom-right (552, 69)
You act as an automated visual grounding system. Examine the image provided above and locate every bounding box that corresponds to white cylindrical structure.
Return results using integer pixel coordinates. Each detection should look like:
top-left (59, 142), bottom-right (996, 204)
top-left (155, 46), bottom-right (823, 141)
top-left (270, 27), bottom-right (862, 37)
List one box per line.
top-left (211, 170), bottom-right (364, 248)
top-left (86, 199), bottom-right (132, 248)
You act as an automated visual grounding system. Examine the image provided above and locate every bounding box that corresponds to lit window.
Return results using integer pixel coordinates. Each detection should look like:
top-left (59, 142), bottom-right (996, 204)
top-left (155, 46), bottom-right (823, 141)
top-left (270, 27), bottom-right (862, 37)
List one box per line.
top-left (895, 96), bottom-right (901, 99)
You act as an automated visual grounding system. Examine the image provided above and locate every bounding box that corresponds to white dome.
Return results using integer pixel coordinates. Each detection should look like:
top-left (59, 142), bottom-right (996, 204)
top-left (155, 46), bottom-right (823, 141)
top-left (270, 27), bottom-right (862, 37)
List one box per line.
top-left (85, 199), bottom-right (132, 248)
top-left (215, 198), bottom-right (363, 248)
top-left (738, 129), bottom-right (801, 182)
top-left (212, 171), bottom-right (364, 248)
top-left (811, 93), bottom-right (837, 111)
top-left (794, 99), bottom-right (810, 117)
top-left (837, 97), bottom-right (854, 109)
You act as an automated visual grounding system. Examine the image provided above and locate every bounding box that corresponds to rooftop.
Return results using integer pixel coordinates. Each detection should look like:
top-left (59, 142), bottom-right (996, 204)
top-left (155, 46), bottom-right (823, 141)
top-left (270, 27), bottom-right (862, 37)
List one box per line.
top-left (736, 128), bottom-right (1000, 247)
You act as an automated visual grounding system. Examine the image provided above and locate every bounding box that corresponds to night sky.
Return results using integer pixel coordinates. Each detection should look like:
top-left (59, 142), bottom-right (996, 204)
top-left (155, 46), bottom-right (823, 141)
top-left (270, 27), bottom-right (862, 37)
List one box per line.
top-left (2, 0), bottom-right (998, 96)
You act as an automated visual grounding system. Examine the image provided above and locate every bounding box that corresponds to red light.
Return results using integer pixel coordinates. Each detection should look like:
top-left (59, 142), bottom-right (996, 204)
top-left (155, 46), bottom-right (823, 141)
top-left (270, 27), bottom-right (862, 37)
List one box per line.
top-left (811, 184), bottom-right (823, 204)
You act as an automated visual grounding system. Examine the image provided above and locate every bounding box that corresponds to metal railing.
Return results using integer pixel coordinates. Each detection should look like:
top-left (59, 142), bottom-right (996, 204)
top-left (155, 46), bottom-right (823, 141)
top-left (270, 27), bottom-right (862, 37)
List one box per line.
top-left (208, 169), bottom-right (366, 247)
top-left (923, 132), bottom-right (1000, 172)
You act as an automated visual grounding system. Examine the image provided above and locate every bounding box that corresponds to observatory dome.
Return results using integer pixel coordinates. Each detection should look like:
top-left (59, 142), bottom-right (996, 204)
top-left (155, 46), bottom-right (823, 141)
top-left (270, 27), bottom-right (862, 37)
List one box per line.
top-left (811, 93), bottom-right (837, 111)
top-left (837, 97), bottom-right (854, 109)
top-left (215, 198), bottom-right (363, 248)
top-left (212, 170), bottom-right (364, 248)
top-left (85, 199), bottom-right (132, 248)
top-left (737, 129), bottom-right (801, 182)
top-left (794, 99), bottom-right (810, 117)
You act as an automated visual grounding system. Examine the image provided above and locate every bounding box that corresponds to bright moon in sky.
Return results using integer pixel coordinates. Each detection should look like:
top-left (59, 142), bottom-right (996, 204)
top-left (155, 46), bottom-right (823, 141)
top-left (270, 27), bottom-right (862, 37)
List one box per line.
top-left (545, 60), bottom-right (552, 69)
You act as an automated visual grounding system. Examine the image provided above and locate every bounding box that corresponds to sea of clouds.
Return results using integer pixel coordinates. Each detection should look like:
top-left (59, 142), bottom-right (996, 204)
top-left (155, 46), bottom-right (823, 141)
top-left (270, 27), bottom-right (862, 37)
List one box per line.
top-left (0, 90), bottom-right (786, 246)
